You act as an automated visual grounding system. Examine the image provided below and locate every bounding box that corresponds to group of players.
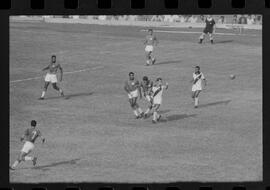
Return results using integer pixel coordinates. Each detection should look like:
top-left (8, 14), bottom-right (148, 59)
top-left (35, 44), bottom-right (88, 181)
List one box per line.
top-left (124, 72), bottom-right (168, 123)
top-left (10, 15), bottom-right (214, 170)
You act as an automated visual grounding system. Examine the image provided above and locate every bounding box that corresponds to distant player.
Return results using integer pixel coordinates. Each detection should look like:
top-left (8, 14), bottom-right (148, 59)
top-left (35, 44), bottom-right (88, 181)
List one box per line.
top-left (140, 76), bottom-right (154, 118)
top-left (10, 120), bottom-right (45, 170)
top-left (124, 72), bottom-right (144, 119)
top-left (191, 66), bottom-right (207, 108)
top-left (151, 78), bottom-right (168, 123)
top-left (143, 29), bottom-right (158, 66)
top-left (39, 55), bottom-right (64, 100)
top-left (199, 15), bottom-right (216, 44)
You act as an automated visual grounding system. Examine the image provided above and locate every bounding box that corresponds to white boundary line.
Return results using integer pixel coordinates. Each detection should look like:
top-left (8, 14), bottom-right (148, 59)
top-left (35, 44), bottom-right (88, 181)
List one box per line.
top-left (140, 29), bottom-right (259, 37)
top-left (10, 66), bottom-right (104, 84)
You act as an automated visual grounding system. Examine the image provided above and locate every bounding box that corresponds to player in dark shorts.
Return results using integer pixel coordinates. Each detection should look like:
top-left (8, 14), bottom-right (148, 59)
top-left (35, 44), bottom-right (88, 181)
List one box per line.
top-left (10, 120), bottom-right (45, 170)
top-left (39, 55), bottom-right (64, 100)
top-left (199, 15), bottom-right (216, 44)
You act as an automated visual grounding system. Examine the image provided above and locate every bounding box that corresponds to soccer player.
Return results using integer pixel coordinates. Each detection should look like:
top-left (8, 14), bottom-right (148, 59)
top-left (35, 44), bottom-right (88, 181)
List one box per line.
top-left (140, 76), bottom-right (154, 118)
top-left (191, 66), bottom-right (207, 108)
top-left (124, 72), bottom-right (144, 119)
top-left (10, 120), bottom-right (45, 170)
top-left (151, 78), bottom-right (168, 123)
top-left (39, 55), bottom-right (64, 100)
top-left (199, 15), bottom-right (216, 44)
top-left (143, 29), bottom-right (158, 66)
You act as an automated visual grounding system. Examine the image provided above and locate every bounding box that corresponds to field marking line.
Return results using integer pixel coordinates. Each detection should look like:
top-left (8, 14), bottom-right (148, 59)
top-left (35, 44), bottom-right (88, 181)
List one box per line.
top-left (10, 65), bottom-right (104, 84)
top-left (140, 29), bottom-right (259, 37)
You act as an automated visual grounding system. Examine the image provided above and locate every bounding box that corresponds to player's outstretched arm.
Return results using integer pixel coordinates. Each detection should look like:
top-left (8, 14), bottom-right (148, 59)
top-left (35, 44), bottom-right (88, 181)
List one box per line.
top-left (42, 65), bottom-right (50, 71)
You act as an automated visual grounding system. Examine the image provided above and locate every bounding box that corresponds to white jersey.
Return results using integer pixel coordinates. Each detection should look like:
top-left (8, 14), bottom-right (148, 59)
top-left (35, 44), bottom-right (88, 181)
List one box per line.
top-left (192, 72), bottom-right (205, 91)
top-left (152, 85), bottom-right (166, 105)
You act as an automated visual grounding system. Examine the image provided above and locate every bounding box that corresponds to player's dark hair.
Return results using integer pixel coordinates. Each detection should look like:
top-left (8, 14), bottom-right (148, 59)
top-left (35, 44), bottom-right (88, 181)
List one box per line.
top-left (143, 76), bottom-right (148, 81)
top-left (156, 77), bottom-right (162, 81)
top-left (148, 29), bottom-right (153, 32)
top-left (195, 66), bottom-right (200, 69)
top-left (129, 72), bottom-right (134, 76)
top-left (31, 120), bottom-right (37, 127)
top-left (52, 55), bottom-right (56, 58)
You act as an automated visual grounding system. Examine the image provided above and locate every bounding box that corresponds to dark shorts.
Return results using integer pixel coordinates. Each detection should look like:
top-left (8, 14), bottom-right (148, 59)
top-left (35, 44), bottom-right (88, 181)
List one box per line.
top-left (203, 28), bottom-right (213, 34)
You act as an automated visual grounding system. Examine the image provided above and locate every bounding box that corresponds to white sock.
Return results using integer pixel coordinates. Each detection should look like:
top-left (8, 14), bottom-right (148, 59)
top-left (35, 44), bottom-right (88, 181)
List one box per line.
top-left (41, 91), bottom-right (45, 98)
top-left (137, 108), bottom-right (143, 114)
top-left (195, 97), bottom-right (199, 106)
top-left (153, 111), bottom-right (157, 121)
top-left (25, 156), bottom-right (33, 161)
top-left (133, 110), bottom-right (138, 116)
top-left (12, 160), bottom-right (19, 168)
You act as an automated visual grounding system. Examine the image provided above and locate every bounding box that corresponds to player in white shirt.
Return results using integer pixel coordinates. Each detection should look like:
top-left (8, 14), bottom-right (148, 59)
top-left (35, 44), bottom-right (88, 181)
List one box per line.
top-left (191, 66), bottom-right (207, 108)
top-left (151, 78), bottom-right (168, 123)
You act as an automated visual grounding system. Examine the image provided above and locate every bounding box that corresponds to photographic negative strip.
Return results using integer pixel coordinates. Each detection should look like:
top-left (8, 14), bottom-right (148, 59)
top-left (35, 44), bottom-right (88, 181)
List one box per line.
top-left (0, 0), bottom-right (269, 189)
top-left (8, 14), bottom-right (262, 183)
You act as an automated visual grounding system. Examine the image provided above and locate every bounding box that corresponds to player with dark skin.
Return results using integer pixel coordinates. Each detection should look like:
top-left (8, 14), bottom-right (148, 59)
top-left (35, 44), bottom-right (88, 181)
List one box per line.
top-left (143, 29), bottom-right (158, 66)
top-left (10, 120), bottom-right (45, 170)
top-left (124, 72), bottom-right (144, 119)
top-left (39, 55), bottom-right (64, 100)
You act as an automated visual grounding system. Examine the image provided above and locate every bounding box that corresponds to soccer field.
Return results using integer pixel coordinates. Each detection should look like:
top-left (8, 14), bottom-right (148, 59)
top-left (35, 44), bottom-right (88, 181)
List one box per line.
top-left (9, 21), bottom-right (262, 183)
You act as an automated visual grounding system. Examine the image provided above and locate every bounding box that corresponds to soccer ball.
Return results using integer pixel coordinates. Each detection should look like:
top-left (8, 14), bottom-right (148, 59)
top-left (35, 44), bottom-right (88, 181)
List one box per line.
top-left (230, 74), bottom-right (236, 80)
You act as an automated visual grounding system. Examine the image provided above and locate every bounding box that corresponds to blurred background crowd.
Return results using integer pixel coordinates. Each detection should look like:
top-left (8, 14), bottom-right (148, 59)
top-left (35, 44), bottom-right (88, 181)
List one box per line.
top-left (55, 15), bottom-right (262, 25)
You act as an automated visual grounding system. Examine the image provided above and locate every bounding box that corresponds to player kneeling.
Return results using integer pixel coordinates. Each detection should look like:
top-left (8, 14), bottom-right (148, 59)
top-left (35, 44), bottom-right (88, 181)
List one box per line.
top-left (151, 78), bottom-right (168, 123)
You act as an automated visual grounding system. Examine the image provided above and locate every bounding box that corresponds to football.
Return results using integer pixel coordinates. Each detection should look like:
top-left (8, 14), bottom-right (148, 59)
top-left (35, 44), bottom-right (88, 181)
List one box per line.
top-left (230, 74), bottom-right (236, 80)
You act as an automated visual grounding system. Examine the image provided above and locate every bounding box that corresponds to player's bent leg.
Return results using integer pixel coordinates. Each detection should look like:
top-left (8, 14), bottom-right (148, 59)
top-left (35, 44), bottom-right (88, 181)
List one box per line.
top-left (209, 33), bottom-right (214, 44)
top-left (199, 33), bottom-right (205, 44)
top-left (194, 90), bottom-right (201, 108)
top-left (39, 82), bottom-right (50, 100)
top-left (52, 83), bottom-right (64, 96)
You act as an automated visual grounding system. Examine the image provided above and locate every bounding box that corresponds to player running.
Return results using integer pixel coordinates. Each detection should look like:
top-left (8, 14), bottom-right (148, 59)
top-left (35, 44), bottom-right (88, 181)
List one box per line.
top-left (140, 76), bottom-right (154, 118)
top-left (143, 29), bottom-right (158, 66)
top-left (124, 72), bottom-right (144, 119)
top-left (151, 78), bottom-right (168, 124)
top-left (199, 15), bottom-right (216, 44)
top-left (39, 55), bottom-right (64, 100)
top-left (10, 120), bottom-right (45, 170)
top-left (191, 66), bottom-right (207, 108)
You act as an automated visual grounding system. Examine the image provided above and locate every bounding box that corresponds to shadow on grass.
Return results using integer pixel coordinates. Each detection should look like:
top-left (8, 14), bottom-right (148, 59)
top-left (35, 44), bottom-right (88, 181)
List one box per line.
top-left (199, 100), bottom-right (231, 108)
top-left (156, 60), bottom-right (182, 65)
top-left (160, 114), bottom-right (197, 122)
top-left (32, 158), bottom-right (81, 171)
top-left (64, 92), bottom-right (94, 100)
top-left (215, 40), bottom-right (234, 44)
top-left (43, 92), bottom-right (94, 100)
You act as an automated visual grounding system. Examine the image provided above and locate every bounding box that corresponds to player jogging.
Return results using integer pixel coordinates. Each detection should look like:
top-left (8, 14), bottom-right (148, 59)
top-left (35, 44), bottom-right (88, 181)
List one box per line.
top-left (140, 76), bottom-right (154, 118)
top-left (191, 66), bottom-right (207, 108)
top-left (39, 55), bottom-right (64, 100)
top-left (143, 29), bottom-right (158, 66)
top-left (10, 120), bottom-right (45, 170)
top-left (199, 15), bottom-right (216, 44)
top-left (151, 78), bottom-right (168, 123)
top-left (124, 72), bottom-right (144, 119)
